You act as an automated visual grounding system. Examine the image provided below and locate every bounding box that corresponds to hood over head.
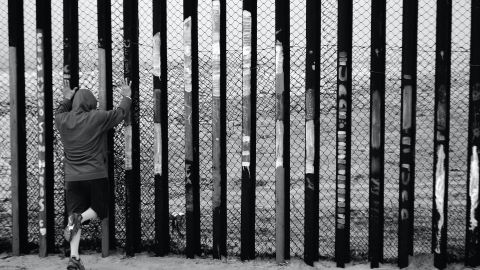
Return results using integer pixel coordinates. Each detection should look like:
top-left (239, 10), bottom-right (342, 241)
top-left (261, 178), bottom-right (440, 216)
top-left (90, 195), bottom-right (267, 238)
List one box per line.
top-left (72, 89), bottom-right (97, 112)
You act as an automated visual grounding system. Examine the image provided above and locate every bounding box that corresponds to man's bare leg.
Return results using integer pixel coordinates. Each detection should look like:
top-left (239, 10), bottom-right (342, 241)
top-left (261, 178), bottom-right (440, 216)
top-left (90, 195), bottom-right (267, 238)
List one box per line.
top-left (69, 208), bottom-right (97, 260)
top-left (70, 229), bottom-right (81, 260)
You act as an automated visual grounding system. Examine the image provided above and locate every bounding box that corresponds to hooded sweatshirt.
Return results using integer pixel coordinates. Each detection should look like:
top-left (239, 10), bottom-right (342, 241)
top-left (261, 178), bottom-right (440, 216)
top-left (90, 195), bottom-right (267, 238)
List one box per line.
top-left (55, 89), bottom-right (131, 181)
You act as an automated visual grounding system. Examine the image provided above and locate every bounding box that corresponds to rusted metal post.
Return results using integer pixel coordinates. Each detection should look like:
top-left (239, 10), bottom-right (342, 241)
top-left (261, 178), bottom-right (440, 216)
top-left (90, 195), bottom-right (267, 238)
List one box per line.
top-left (275, 0), bottom-right (290, 264)
top-left (36, 0), bottom-right (55, 257)
top-left (398, 0), bottom-right (417, 267)
top-left (240, 0), bottom-right (257, 261)
top-left (212, 0), bottom-right (227, 259)
top-left (304, 0), bottom-right (320, 266)
top-left (368, 0), bottom-right (386, 267)
top-left (97, 0), bottom-right (114, 257)
top-left (432, 1), bottom-right (451, 268)
top-left (466, 0), bottom-right (480, 267)
top-left (153, 0), bottom-right (170, 256)
top-left (184, 0), bottom-right (201, 258)
top-left (123, 0), bottom-right (141, 256)
top-left (335, 0), bottom-right (352, 267)
top-left (8, 0), bottom-right (28, 256)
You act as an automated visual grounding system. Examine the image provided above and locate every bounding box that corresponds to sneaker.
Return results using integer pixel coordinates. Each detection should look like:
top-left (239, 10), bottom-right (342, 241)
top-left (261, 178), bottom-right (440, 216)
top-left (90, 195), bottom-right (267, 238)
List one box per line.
top-left (64, 213), bottom-right (82, 242)
top-left (66, 257), bottom-right (85, 270)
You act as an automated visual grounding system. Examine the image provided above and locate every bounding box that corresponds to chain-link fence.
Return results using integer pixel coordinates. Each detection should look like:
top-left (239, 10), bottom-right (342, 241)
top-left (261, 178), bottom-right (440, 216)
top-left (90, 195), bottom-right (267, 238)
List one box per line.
top-left (0, 0), bottom-right (473, 262)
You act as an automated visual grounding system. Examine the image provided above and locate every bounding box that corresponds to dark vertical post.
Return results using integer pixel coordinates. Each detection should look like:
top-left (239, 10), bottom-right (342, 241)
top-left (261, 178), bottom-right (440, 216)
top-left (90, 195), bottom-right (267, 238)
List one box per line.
top-left (8, 0), bottom-right (27, 256)
top-left (335, 0), bottom-right (352, 267)
top-left (432, 1), bottom-right (451, 268)
top-left (184, 0), bottom-right (201, 258)
top-left (304, 0), bottom-right (320, 266)
top-left (123, 0), bottom-right (141, 256)
top-left (63, 0), bottom-right (79, 256)
top-left (398, 0), bottom-right (417, 267)
top-left (240, 0), bottom-right (257, 261)
top-left (466, 0), bottom-right (480, 267)
top-left (153, 0), bottom-right (170, 256)
top-left (63, 0), bottom-right (79, 87)
top-left (368, 0), bottom-right (386, 267)
top-left (212, 0), bottom-right (227, 259)
top-left (97, 0), bottom-right (114, 257)
top-left (275, 0), bottom-right (290, 264)
top-left (36, 0), bottom-right (55, 257)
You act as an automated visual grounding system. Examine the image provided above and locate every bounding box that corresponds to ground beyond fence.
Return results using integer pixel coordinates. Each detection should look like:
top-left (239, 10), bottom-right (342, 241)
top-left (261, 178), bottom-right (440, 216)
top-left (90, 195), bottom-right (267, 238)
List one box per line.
top-left (0, 0), bottom-right (479, 269)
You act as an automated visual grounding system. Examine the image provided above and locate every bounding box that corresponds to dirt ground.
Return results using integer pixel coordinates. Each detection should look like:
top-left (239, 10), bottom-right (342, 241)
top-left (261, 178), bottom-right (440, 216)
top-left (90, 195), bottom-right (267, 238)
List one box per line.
top-left (0, 253), bottom-right (472, 270)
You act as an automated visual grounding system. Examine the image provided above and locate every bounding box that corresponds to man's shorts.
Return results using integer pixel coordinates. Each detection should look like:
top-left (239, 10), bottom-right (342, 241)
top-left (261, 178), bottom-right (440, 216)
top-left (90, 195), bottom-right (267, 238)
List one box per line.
top-left (65, 178), bottom-right (109, 219)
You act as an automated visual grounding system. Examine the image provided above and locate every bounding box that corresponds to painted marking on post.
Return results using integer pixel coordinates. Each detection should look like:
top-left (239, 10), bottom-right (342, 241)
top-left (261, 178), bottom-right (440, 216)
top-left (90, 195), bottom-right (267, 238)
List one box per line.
top-left (470, 146), bottom-right (479, 231)
top-left (37, 30), bottom-right (47, 241)
top-left (305, 120), bottom-right (314, 174)
top-left (154, 123), bottom-right (162, 175)
top-left (276, 121), bottom-right (284, 169)
top-left (242, 11), bottom-right (251, 98)
top-left (125, 125), bottom-right (132, 170)
top-left (184, 17), bottom-right (192, 93)
top-left (212, 1), bottom-right (220, 98)
top-left (434, 144), bottom-right (446, 254)
top-left (153, 32), bottom-right (161, 78)
top-left (337, 51), bottom-right (348, 230)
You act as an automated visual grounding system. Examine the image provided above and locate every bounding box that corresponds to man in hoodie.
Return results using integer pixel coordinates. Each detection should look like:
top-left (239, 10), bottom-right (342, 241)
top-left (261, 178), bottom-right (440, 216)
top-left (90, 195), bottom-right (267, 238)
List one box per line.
top-left (55, 78), bottom-right (132, 270)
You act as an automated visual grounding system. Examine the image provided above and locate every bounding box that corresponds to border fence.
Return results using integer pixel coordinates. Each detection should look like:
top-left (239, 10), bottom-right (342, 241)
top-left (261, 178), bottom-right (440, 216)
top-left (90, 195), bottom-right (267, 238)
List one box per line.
top-left (0, 0), bottom-right (479, 268)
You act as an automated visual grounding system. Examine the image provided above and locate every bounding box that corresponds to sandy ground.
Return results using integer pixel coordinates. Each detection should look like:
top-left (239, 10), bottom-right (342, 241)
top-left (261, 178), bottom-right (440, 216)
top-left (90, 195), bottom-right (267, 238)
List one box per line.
top-left (0, 253), bottom-right (474, 270)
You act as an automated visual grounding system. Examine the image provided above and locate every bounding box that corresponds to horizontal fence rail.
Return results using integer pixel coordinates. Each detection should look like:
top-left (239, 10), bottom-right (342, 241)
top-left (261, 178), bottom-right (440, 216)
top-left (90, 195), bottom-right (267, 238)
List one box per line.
top-left (0, 0), bottom-right (478, 268)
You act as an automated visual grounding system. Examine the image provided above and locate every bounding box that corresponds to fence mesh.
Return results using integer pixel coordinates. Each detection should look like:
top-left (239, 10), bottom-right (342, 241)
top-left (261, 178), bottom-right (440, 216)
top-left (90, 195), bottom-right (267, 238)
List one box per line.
top-left (0, 0), bottom-right (473, 262)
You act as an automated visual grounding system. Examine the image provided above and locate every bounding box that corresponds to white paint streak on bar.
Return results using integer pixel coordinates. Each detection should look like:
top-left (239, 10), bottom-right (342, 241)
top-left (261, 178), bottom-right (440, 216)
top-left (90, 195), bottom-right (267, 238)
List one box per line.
top-left (125, 125), bottom-right (133, 170)
top-left (98, 48), bottom-right (107, 110)
top-left (306, 120), bottom-right (314, 174)
top-left (402, 84), bottom-right (412, 130)
top-left (243, 136), bottom-right (250, 143)
top-left (154, 123), bottom-right (162, 175)
top-left (242, 10), bottom-right (251, 97)
top-left (434, 144), bottom-right (445, 253)
top-left (153, 32), bottom-right (161, 78)
top-left (212, 0), bottom-right (220, 97)
top-left (371, 90), bottom-right (381, 148)
top-left (275, 41), bottom-right (283, 75)
top-left (275, 40), bottom-right (284, 169)
top-left (276, 121), bottom-right (284, 168)
top-left (470, 146), bottom-right (479, 231)
top-left (183, 17), bottom-right (192, 93)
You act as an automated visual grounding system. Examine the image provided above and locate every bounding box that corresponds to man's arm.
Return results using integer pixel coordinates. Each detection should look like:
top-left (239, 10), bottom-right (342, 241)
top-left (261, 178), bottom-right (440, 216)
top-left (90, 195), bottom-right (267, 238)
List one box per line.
top-left (55, 80), bottom-right (77, 115)
top-left (97, 78), bottom-right (132, 131)
top-left (98, 96), bottom-right (132, 131)
top-left (55, 98), bottom-right (72, 115)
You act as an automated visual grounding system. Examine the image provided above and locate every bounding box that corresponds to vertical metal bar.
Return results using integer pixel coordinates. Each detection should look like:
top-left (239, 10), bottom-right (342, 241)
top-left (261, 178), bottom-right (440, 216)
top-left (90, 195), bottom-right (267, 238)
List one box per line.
top-left (97, 0), bottom-right (113, 257)
top-left (212, 0), bottom-right (227, 259)
top-left (368, 0), bottom-right (386, 267)
top-left (63, 0), bottom-right (79, 256)
top-left (275, 0), bottom-right (290, 264)
top-left (398, 0), bottom-right (417, 267)
top-left (335, 0), bottom-right (352, 267)
top-left (466, 0), bottom-right (480, 267)
top-left (153, 0), bottom-right (169, 256)
top-left (8, 0), bottom-right (27, 256)
top-left (63, 0), bottom-right (79, 87)
top-left (123, 0), bottom-right (141, 256)
top-left (432, 0), bottom-right (451, 268)
top-left (184, 0), bottom-right (201, 258)
top-left (240, 0), bottom-right (257, 261)
top-left (304, 0), bottom-right (320, 266)
top-left (36, 0), bottom-right (54, 257)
